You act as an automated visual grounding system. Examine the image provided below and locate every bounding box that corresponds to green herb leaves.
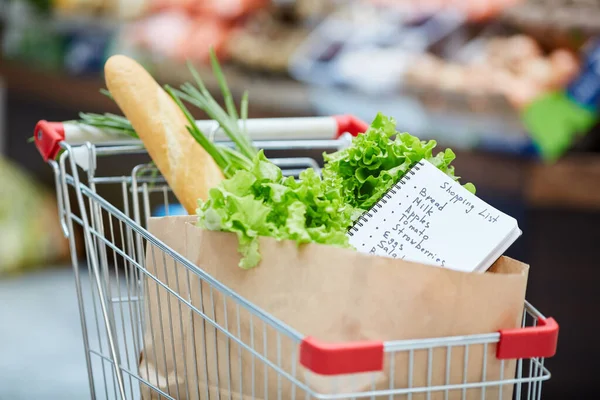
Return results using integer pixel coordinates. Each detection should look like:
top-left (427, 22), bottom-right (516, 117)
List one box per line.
top-left (166, 50), bottom-right (257, 179)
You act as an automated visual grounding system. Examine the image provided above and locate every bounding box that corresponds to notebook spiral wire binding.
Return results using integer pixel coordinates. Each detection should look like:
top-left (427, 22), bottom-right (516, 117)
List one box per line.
top-left (347, 160), bottom-right (425, 237)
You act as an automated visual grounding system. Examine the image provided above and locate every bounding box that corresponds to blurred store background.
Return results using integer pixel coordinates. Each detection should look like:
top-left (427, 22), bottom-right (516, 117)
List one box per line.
top-left (1, 0), bottom-right (600, 398)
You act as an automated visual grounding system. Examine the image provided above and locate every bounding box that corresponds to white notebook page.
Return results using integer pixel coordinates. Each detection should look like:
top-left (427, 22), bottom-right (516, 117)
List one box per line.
top-left (347, 160), bottom-right (521, 273)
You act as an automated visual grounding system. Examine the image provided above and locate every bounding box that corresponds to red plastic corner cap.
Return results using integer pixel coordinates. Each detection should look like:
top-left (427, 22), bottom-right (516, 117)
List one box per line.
top-left (334, 115), bottom-right (369, 138)
top-left (497, 317), bottom-right (559, 360)
top-left (299, 337), bottom-right (384, 376)
top-left (34, 120), bottom-right (65, 161)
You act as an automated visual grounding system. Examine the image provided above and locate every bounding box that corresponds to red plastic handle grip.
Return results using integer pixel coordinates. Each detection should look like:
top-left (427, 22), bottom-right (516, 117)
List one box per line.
top-left (334, 115), bottom-right (369, 138)
top-left (497, 317), bottom-right (559, 360)
top-left (300, 337), bottom-right (384, 376)
top-left (35, 120), bottom-right (65, 162)
top-left (300, 317), bottom-right (559, 375)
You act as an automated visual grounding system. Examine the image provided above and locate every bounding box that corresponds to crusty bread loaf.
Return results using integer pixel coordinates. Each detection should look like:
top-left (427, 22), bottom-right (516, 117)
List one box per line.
top-left (104, 55), bottom-right (224, 214)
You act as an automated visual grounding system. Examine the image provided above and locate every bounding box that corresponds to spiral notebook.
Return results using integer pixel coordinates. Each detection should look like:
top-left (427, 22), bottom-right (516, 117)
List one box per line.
top-left (347, 160), bottom-right (522, 273)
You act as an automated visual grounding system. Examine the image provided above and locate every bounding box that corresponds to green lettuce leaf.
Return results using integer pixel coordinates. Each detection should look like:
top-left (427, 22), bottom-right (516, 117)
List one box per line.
top-left (197, 151), bottom-right (356, 268)
top-left (323, 113), bottom-right (476, 210)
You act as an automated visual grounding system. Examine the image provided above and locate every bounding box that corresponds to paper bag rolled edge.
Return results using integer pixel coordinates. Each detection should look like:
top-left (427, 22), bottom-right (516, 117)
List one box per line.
top-left (182, 219), bottom-right (529, 279)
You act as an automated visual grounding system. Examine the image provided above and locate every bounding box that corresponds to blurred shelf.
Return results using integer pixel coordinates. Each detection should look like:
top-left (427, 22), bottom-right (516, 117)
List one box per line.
top-left (152, 61), bottom-right (313, 117)
top-left (526, 154), bottom-right (600, 211)
top-left (0, 57), bottom-right (313, 117)
top-left (455, 150), bottom-right (600, 211)
top-left (0, 59), bottom-right (118, 113)
top-left (451, 150), bottom-right (528, 197)
top-left (502, 1), bottom-right (600, 33)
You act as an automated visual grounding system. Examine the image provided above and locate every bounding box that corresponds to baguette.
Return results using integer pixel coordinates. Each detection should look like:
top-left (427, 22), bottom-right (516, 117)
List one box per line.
top-left (104, 55), bottom-right (225, 215)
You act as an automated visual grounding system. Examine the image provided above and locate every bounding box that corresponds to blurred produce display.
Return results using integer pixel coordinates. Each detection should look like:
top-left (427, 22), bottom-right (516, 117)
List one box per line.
top-left (226, 10), bottom-right (310, 73)
top-left (1, 0), bottom-right (327, 72)
top-left (404, 34), bottom-right (580, 111)
top-left (368, 0), bottom-right (522, 21)
top-left (121, 9), bottom-right (233, 64)
top-left (2, 0), bottom-right (600, 160)
top-left (0, 157), bottom-right (70, 276)
top-left (501, 0), bottom-right (600, 50)
top-left (51, 0), bottom-right (268, 19)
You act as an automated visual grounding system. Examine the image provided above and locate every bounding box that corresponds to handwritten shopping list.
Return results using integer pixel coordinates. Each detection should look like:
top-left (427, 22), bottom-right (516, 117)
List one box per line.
top-left (348, 160), bottom-right (520, 273)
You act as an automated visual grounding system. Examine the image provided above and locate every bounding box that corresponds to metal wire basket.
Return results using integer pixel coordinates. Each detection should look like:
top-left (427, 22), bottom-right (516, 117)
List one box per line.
top-left (34, 115), bottom-right (558, 400)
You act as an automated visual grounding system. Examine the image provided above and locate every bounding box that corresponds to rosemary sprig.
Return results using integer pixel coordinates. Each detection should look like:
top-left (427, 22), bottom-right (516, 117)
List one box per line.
top-left (76, 112), bottom-right (138, 138)
top-left (71, 107), bottom-right (164, 186)
top-left (100, 88), bottom-right (114, 100)
top-left (70, 88), bottom-right (135, 137)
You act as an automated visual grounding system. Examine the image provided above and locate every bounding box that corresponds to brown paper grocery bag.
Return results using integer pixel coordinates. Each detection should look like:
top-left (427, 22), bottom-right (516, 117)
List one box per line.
top-left (139, 216), bottom-right (529, 400)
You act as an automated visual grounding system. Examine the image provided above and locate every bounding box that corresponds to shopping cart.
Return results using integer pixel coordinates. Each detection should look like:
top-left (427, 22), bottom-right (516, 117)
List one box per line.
top-left (34, 115), bottom-right (558, 400)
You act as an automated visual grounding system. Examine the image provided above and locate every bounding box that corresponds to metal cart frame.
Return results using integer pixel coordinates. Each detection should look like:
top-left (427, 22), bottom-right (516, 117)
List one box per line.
top-left (34, 116), bottom-right (558, 400)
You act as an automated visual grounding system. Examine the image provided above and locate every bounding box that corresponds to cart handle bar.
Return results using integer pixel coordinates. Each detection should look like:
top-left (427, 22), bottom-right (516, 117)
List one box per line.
top-left (34, 115), bottom-right (369, 162)
top-left (300, 317), bottom-right (558, 375)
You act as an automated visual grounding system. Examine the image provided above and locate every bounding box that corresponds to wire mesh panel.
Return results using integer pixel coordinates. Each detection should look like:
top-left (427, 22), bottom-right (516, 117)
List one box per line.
top-left (52, 140), bottom-right (553, 400)
top-left (138, 238), bottom-right (310, 400)
top-left (376, 318), bottom-right (550, 400)
top-left (53, 142), bottom-right (334, 400)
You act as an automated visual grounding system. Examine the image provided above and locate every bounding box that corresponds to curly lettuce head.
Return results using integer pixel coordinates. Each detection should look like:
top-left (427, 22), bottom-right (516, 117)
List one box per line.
top-left (197, 151), bottom-right (356, 269)
top-left (323, 113), bottom-right (476, 210)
